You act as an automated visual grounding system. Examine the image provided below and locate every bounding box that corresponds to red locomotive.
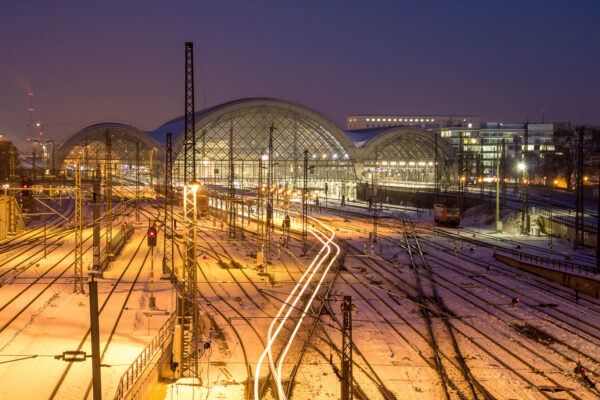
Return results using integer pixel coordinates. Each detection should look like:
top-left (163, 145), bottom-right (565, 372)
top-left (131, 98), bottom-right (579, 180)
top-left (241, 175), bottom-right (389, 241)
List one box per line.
top-left (434, 204), bottom-right (460, 226)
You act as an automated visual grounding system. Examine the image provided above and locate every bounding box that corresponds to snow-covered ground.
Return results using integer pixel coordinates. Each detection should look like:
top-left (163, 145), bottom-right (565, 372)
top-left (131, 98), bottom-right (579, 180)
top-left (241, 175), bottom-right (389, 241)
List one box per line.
top-left (1, 196), bottom-right (599, 400)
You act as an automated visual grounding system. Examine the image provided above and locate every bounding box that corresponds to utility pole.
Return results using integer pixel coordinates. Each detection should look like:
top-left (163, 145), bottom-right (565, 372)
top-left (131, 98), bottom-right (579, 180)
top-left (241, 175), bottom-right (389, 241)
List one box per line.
top-left (89, 277), bottom-right (102, 400)
top-left (9, 143), bottom-right (16, 181)
top-left (135, 141), bottom-right (140, 223)
top-left (575, 126), bottom-right (585, 248)
top-left (92, 169), bottom-right (101, 272)
top-left (163, 133), bottom-right (174, 277)
top-left (257, 155), bottom-right (264, 263)
top-left (73, 161), bottom-right (84, 294)
top-left (228, 121), bottom-right (235, 238)
top-left (434, 133), bottom-right (439, 204)
top-left (495, 142), bottom-right (501, 233)
top-left (501, 139), bottom-right (506, 207)
top-left (302, 150), bottom-right (308, 255)
top-left (596, 169), bottom-right (599, 272)
top-left (266, 125), bottom-right (274, 257)
top-left (341, 296), bottom-right (353, 400)
top-left (521, 123), bottom-right (530, 235)
top-left (458, 132), bottom-right (464, 212)
top-left (105, 131), bottom-right (113, 258)
top-left (179, 41), bottom-right (199, 379)
top-left (478, 153), bottom-right (484, 200)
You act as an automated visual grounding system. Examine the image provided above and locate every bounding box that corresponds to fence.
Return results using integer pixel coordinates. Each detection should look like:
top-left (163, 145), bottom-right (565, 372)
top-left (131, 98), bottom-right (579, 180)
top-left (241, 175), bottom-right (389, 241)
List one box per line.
top-left (497, 248), bottom-right (596, 275)
top-left (113, 312), bottom-right (176, 400)
top-left (539, 208), bottom-right (597, 232)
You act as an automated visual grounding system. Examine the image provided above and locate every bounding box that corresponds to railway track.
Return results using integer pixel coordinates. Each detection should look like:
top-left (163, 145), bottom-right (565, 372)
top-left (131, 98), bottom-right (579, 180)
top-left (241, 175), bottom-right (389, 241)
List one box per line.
top-left (48, 232), bottom-right (150, 400)
top-left (320, 211), bottom-right (598, 398)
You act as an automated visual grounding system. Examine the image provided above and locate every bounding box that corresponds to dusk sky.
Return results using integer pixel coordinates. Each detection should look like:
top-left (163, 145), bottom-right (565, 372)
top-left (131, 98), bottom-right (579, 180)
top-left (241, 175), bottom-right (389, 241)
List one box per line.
top-left (1, 0), bottom-right (599, 147)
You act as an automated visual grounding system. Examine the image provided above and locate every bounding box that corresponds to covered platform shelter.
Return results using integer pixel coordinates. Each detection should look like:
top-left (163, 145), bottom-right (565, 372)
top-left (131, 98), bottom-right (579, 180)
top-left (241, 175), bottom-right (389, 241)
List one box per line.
top-left (348, 127), bottom-right (457, 190)
top-left (54, 123), bottom-right (164, 185)
top-left (52, 98), bottom-right (457, 200)
top-left (161, 98), bottom-right (456, 200)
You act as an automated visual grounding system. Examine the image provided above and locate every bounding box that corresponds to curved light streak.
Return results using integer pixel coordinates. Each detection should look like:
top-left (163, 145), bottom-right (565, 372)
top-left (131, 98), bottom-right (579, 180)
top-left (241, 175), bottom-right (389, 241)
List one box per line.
top-left (254, 214), bottom-right (337, 399)
top-left (275, 219), bottom-right (339, 399)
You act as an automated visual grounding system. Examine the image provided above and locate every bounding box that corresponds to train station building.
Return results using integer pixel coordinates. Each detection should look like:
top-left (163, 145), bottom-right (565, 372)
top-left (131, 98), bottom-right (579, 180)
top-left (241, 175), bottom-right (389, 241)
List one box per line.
top-left (50, 98), bottom-right (456, 200)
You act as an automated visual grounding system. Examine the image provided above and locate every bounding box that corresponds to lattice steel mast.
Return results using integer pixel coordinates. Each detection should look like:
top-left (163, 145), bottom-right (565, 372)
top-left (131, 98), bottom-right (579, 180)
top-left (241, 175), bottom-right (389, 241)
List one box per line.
top-left (163, 133), bottom-right (174, 276)
top-left (73, 161), bottom-right (84, 294)
top-left (105, 130), bottom-right (113, 257)
top-left (302, 150), bottom-right (308, 255)
top-left (228, 121), bottom-right (236, 238)
top-left (341, 296), bottom-right (353, 400)
top-left (179, 41), bottom-right (199, 379)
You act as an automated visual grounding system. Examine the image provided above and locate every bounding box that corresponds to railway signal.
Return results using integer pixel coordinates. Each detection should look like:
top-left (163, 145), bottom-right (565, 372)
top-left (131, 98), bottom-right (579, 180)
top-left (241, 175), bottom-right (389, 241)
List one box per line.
top-left (147, 226), bottom-right (157, 247)
top-left (511, 297), bottom-right (520, 305)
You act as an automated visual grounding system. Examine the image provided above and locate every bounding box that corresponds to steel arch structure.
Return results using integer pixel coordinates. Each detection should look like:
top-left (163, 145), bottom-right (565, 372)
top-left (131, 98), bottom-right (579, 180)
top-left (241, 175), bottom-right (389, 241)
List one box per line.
top-left (171, 99), bottom-right (358, 196)
top-left (55, 123), bottom-right (164, 183)
top-left (356, 127), bottom-right (457, 186)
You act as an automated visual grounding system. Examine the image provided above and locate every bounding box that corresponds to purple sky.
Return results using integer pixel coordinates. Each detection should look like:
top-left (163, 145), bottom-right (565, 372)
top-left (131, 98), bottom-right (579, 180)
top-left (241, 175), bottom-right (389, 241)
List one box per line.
top-left (1, 1), bottom-right (599, 147)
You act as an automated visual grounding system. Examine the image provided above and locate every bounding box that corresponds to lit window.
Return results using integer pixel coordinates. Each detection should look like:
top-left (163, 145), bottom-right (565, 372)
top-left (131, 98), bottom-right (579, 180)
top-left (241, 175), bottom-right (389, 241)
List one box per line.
top-left (393, 118), bottom-right (397, 122)
top-left (377, 118), bottom-right (381, 122)
top-left (468, 123), bottom-right (472, 128)
top-left (366, 118), bottom-right (370, 122)
top-left (420, 119), bottom-right (424, 122)
top-left (410, 119), bottom-right (413, 122)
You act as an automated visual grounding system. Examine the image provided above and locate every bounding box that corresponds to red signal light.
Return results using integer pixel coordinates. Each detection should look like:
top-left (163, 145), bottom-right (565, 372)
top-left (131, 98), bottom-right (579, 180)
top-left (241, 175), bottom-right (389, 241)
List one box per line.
top-left (149, 230), bottom-right (156, 237)
top-left (512, 297), bottom-right (520, 304)
top-left (23, 184), bottom-right (28, 188)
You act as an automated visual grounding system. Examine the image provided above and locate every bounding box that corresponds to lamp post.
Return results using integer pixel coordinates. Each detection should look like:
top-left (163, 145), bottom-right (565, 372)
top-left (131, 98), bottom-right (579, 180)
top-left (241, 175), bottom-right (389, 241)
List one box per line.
top-left (518, 162), bottom-right (529, 235)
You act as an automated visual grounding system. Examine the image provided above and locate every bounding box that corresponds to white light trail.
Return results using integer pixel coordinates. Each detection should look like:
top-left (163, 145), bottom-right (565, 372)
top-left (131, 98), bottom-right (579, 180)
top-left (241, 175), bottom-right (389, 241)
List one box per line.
top-left (276, 219), bottom-right (339, 399)
top-left (254, 214), bottom-right (337, 399)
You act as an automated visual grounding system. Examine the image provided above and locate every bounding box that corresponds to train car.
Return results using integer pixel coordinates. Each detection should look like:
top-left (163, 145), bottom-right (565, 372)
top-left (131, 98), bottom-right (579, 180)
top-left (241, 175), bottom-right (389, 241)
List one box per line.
top-left (197, 194), bottom-right (209, 216)
top-left (434, 204), bottom-right (460, 227)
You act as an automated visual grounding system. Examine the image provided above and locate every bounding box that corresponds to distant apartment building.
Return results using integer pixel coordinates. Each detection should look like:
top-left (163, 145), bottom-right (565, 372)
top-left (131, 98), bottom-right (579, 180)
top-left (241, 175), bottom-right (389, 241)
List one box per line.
top-left (346, 113), bottom-right (553, 178)
top-left (347, 114), bottom-right (481, 130)
top-left (436, 123), bottom-right (554, 176)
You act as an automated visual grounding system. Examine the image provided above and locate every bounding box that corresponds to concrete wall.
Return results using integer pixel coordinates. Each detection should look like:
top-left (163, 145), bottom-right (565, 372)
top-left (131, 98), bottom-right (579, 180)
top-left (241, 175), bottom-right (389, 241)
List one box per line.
top-left (494, 253), bottom-right (600, 299)
top-left (356, 183), bottom-right (486, 210)
top-left (539, 215), bottom-right (597, 248)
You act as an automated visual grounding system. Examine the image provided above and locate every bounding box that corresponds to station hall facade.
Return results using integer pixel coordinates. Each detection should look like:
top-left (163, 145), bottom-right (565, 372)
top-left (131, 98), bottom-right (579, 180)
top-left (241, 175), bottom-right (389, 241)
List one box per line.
top-left (50, 98), bottom-right (457, 200)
